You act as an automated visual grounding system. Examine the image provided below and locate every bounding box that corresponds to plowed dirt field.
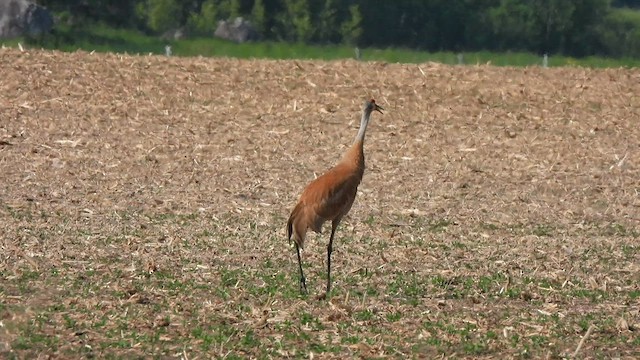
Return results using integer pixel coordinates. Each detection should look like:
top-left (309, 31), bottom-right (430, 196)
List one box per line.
top-left (1, 48), bottom-right (639, 358)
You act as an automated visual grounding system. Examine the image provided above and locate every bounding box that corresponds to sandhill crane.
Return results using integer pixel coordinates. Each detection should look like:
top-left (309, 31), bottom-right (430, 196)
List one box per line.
top-left (287, 99), bottom-right (384, 297)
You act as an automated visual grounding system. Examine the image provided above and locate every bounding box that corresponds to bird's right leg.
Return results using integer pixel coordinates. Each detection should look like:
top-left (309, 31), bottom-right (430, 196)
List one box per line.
top-left (325, 222), bottom-right (338, 297)
top-left (295, 243), bottom-right (307, 294)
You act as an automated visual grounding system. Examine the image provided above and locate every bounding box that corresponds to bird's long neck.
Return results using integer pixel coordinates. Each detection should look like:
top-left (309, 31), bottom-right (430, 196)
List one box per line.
top-left (354, 110), bottom-right (371, 144)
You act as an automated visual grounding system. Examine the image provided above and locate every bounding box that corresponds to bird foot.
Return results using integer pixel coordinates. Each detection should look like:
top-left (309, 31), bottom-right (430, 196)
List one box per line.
top-left (299, 277), bottom-right (308, 295)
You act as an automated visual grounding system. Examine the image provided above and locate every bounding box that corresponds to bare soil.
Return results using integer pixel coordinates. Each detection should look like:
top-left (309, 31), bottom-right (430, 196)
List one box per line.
top-left (0, 48), bottom-right (639, 359)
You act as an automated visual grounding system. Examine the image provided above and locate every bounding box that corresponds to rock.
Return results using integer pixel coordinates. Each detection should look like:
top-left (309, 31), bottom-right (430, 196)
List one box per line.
top-left (23, 2), bottom-right (52, 37)
top-left (161, 27), bottom-right (187, 41)
top-left (214, 17), bottom-right (258, 43)
top-left (0, 0), bottom-right (53, 39)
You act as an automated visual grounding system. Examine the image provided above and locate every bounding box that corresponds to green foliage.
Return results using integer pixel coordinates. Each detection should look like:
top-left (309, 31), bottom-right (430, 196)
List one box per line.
top-left (340, 4), bottom-right (362, 45)
top-left (613, 0), bottom-right (640, 7)
top-left (489, 0), bottom-right (535, 51)
top-left (600, 7), bottom-right (640, 57)
top-left (277, 0), bottom-right (313, 42)
top-left (40, 0), bottom-right (142, 27)
top-left (532, 0), bottom-right (576, 52)
top-left (316, 0), bottom-right (340, 43)
top-left (187, 0), bottom-right (218, 35)
top-left (565, 0), bottom-right (611, 56)
top-left (250, 0), bottom-right (267, 35)
top-left (145, 0), bottom-right (181, 32)
top-left (15, 23), bottom-right (640, 68)
top-left (31, 0), bottom-right (640, 59)
top-left (229, 0), bottom-right (242, 19)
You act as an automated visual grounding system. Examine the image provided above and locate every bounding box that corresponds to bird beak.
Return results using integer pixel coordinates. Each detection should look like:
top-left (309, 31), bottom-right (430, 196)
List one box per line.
top-left (375, 104), bottom-right (384, 114)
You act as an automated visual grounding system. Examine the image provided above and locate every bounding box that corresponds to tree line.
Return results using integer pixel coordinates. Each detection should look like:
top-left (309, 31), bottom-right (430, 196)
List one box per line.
top-left (38, 0), bottom-right (640, 58)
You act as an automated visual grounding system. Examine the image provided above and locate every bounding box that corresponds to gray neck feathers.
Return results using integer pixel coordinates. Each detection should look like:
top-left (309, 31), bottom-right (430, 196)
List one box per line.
top-left (354, 110), bottom-right (371, 143)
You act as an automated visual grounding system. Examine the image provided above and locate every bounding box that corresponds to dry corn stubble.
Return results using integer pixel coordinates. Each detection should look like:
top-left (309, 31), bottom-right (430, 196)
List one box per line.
top-left (0, 48), bottom-right (639, 358)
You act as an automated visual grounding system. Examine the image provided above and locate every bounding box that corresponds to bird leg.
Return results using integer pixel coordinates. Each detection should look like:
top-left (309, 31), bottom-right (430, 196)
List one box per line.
top-left (295, 243), bottom-right (307, 294)
top-left (326, 222), bottom-right (338, 297)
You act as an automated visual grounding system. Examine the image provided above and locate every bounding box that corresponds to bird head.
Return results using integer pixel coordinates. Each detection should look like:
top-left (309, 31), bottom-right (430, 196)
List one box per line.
top-left (365, 99), bottom-right (384, 114)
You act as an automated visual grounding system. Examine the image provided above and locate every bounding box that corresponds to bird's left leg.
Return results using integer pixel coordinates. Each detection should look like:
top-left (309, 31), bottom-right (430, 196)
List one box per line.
top-left (295, 243), bottom-right (307, 294)
top-left (325, 220), bottom-right (339, 296)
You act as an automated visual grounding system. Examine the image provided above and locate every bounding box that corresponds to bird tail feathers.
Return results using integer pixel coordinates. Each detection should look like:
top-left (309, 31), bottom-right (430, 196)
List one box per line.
top-left (287, 216), bottom-right (293, 246)
top-left (287, 203), bottom-right (305, 248)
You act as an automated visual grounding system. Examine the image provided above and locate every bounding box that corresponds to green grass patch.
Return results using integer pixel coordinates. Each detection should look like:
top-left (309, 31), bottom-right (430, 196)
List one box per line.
top-left (7, 23), bottom-right (640, 67)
